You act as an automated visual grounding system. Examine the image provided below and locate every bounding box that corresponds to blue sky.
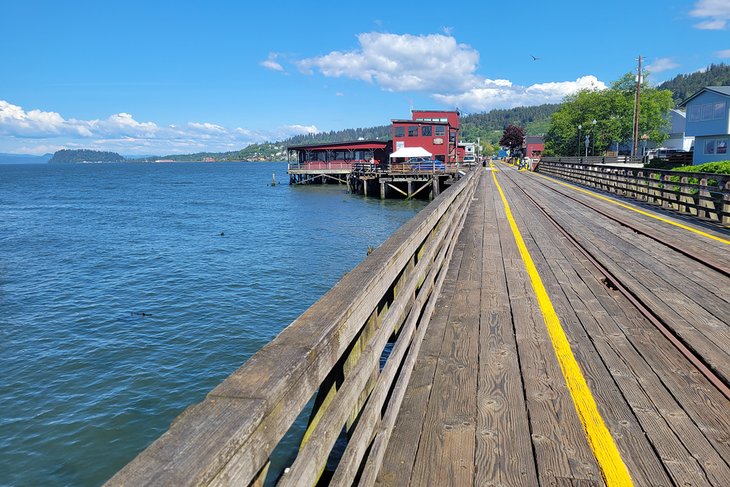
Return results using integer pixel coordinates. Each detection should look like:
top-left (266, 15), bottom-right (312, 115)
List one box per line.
top-left (1, 0), bottom-right (729, 155)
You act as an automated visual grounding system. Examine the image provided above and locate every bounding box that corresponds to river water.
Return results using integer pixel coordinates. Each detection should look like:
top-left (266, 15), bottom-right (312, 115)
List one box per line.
top-left (0, 162), bottom-right (427, 486)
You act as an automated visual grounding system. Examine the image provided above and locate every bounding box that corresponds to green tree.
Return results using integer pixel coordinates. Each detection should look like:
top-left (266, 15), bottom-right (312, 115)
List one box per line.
top-left (544, 73), bottom-right (674, 156)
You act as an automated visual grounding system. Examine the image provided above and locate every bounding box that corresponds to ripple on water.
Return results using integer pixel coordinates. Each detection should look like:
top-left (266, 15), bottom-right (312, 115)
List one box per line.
top-left (0, 162), bottom-right (427, 485)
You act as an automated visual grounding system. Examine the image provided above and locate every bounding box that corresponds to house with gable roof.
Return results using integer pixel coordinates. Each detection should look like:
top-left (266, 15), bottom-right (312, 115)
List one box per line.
top-left (679, 86), bottom-right (730, 165)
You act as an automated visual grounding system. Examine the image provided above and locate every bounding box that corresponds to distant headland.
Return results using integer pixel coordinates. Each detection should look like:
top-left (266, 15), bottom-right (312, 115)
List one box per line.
top-left (49, 149), bottom-right (125, 164)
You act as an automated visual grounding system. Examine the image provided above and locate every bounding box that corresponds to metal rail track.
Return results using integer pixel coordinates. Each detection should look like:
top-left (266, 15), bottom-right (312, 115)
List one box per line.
top-left (532, 172), bottom-right (730, 278)
top-left (498, 167), bottom-right (730, 402)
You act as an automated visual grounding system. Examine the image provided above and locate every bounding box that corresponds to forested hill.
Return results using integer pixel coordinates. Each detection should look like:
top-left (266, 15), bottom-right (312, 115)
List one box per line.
top-left (460, 104), bottom-right (559, 143)
top-left (283, 125), bottom-right (391, 146)
top-left (657, 63), bottom-right (730, 104)
top-left (460, 104), bottom-right (559, 132)
top-left (278, 104), bottom-right (559, 149)
top-left (48, 149), bottom-right (124, 163)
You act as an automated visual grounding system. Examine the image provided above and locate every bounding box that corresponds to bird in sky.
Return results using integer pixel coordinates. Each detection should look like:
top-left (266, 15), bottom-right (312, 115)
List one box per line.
top-left (531, 55), bottom-right (540, 61)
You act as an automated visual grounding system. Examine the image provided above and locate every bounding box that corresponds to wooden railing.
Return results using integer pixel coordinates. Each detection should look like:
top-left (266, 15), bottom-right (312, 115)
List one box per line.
top-left (541, 155), bottom-right (644, 165)
top-left (388, 162), bottom-right (459, 174)
top-left (106, 167), bottom-right (480, 486)
top-left (288, 161), bottom-right (355, 171)
top-left (538, 160), bottom-right (730, 225)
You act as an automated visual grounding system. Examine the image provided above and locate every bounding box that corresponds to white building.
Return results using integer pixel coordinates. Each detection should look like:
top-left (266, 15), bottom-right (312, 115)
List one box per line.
top-left (664, 109), bottom-right (694, 152)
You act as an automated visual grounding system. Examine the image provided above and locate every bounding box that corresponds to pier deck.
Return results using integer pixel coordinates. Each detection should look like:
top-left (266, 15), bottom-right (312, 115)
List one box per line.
top-left (378, 165), bottom-right (730, 486)
top-left (108, 163), bottom-right (729, 487)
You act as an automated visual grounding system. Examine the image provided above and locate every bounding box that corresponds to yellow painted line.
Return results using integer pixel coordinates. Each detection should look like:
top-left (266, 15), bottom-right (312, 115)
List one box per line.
top-left (533, 172), bottom-right (730, 245)
top-left (490, 166), bottom-right (634, 486)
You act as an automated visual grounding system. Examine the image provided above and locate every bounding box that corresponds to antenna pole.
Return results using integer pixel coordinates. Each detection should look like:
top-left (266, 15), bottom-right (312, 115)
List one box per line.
top-left (632, 55), bottom-right (642, 158)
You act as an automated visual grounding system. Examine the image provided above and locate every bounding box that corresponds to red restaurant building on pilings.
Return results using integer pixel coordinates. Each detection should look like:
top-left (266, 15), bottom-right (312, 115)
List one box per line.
top-left (287, 140), bottom-right (391, 185)
top-left (287, 110), bottom-right (462, 199)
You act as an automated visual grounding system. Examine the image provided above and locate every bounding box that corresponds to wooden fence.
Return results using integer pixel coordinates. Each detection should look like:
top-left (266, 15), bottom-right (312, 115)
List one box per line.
top-left (106, 167), bottom-right (480, 486)
top-left (538, 160), bottom-right (730, 225)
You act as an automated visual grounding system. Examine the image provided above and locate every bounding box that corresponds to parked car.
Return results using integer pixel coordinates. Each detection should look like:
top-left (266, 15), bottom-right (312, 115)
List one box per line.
top-left (409, 157), bottom-right (445, 171)
top-left (646, 148), bottom-right (688, 160)
top-left (463, 155), bottom-right (476, 164)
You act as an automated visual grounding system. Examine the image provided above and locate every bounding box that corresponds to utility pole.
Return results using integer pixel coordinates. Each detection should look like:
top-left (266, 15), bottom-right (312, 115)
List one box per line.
top-left (632, 55), bottom-right (642, 158)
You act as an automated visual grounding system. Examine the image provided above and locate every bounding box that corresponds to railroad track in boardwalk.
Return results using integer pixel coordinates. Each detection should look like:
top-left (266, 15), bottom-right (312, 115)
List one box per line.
top-left (532, 171), bottom-right (729, 277)
top-left (498, 165), bottom-right (730, 402)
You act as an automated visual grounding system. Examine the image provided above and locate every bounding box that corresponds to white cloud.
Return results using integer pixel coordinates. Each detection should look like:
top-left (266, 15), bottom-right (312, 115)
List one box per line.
top-left (0, 100), bottom-right (91, 138)
top-left (297, 32), bottom-right (481, 93)
top-left (283, 124), bottom-right (318, 135)
top-left (690, 0), bottom-right (730, 29)
top-left (296, 32), bottom-right (607, 112)
top-left (646, 57), bottom-right (680, 73)
top-left (260, 53), bottom-right (285, 72)
top-left (433, 76), bottom-right (607, 111)
top-left (716, 48), bottom-right (730, 58)
top-left (187, 122), bottom-right (227, 133)
top-left (0, 99), bottom-right (318, 155)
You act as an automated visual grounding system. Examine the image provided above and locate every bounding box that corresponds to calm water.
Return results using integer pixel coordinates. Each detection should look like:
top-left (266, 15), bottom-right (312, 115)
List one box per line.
top-left (0, 162), bottom-right (426, 486)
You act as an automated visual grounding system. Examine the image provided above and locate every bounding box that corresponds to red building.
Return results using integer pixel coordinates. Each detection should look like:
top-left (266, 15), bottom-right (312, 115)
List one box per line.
top-left (391, 110), bottom-right (460, 162)
top-left (525, 135), bottom-right (544, 159)
top-left (287, 139), bottom-right (391, 184)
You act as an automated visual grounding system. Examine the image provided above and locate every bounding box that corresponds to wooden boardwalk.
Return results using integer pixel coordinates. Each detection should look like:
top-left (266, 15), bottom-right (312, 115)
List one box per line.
top-left (377, 164), bottom-right (730, 486)
top-left (108, 163), bottom-right (729, 487)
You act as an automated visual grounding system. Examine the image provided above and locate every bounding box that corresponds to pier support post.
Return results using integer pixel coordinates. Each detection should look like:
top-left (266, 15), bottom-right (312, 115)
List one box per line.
top-left (380, 181), bottom-right (386, 200)
top-left (407, 181), bottom-right (413, 198)
top-left (363, 178), bottom-right (368, 197)
top-left (432, 177), bottom-right (440, 198)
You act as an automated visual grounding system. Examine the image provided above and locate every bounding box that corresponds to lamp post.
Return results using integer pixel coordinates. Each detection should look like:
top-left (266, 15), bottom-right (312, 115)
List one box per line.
top-left (577, 124), bottom-right (582, 157)
top-left (641, 133), bottom-right (649, 159)
top-left (591, 119), bottom-right (597, 156)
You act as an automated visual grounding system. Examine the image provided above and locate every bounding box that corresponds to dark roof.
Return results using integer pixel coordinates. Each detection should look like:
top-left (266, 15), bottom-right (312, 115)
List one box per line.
top-left (391, 119), bottom-right (450, 124)
top-left (679, 86), bottom-right (730, 107)
top-left (287, 140), bottom-right (389, 151)
top-left (525, 135), bottom-right (544, 144)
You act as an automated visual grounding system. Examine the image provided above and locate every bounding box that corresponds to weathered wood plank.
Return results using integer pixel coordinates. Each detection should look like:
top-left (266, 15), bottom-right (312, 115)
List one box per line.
top-left (407, 178), bottom-right (484, 487)
top-left (490, 172), bottom-right (603, 485)
top-left (474, 173), bottom-right (539, 486)
top-left (374, 226), bottom-right (468, 485)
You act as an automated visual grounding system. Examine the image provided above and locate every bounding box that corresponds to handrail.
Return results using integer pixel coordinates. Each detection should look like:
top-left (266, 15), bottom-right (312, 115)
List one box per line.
top-left (288, 161), bottom-right (354, 171)
top-left (106, 167), bottom-right (481, 486)
top-left (537, 160), bottom-right (730, 225)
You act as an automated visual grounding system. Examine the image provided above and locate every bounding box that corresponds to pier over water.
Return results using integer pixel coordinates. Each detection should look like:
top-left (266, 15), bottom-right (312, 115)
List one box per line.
top-left (109, 163), bottom-right (730, 486)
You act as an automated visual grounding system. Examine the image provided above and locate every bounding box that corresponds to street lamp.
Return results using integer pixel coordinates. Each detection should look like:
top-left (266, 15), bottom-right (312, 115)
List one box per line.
top-left (591, 119), bottom-right (597, 156)
top-left (577, 124), bottom-right (582, 157)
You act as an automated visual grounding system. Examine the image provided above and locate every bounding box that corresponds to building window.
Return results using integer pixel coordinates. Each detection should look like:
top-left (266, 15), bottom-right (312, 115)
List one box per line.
top-left (702, 104), bottom-right (713, 120)
top-left (718, 139), bottom-right (728, 154)
top-left (434, 125), bottom-right (445, 136)
top-left (422, 125), bottom-right (432, 136)
top-left (714, 102), bottom-right (726, 119)
top-left (705, 139), bottom-right (715, 154)
top-left (394, 126), bottom-right (405, 137)
top-left (689, 105), bottom-right (701, 122)
top-left (408, 126), bottom-right (418, 136)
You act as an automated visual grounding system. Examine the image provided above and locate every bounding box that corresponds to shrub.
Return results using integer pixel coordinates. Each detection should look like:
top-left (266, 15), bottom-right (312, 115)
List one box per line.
top-left (672, 161), bottom-right (730, 175)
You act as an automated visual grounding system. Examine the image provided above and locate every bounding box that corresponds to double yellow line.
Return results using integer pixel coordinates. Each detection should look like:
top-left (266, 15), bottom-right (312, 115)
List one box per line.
top-left (490, 166), bottom-right (633, 486)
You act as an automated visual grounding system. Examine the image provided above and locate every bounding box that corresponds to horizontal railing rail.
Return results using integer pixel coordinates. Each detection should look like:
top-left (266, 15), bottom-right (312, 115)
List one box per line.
top-left (537, 160), bottom-right (730, 225)
top-left (288, 161), bottom-right (355, 171)
top-left (106, 167), bottom-right (481, 486)
top-left (541, 155), bottom-right (645, 165)
top-left (388, 162), bottom-right (459, 174)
